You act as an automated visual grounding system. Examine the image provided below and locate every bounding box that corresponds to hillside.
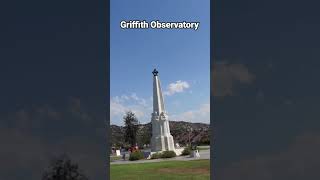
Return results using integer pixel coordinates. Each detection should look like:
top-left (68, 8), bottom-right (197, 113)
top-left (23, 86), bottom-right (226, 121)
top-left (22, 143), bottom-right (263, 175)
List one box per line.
top-left (110, 121), bottom-right (210, 147)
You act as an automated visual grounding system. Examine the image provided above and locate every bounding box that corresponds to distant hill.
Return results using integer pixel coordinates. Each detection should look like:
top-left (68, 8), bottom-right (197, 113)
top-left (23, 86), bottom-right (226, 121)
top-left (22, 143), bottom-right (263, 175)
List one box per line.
top-left (110, 121), bottom-right (210, 147)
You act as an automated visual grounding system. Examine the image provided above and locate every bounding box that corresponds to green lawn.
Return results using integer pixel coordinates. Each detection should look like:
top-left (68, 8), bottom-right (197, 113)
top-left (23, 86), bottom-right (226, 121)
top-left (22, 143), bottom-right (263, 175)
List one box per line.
top-left (110, 160), bottom-right (210, 180)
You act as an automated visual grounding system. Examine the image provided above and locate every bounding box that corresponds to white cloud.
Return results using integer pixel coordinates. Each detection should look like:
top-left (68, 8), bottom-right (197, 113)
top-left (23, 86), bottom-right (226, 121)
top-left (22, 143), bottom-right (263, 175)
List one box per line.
top-left (164, 80), bottom-right (190, 96)
top-left (112, 93), bottom-right (148, 107)
top-left (170, 103), bottom-right (210, 124)
top-left (110, 93), bottom-right (151, 125)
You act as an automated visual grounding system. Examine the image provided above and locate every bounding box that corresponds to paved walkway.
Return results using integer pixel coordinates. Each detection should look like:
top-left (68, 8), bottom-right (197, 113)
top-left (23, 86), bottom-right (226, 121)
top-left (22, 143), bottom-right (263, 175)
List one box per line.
top-left (111, 149), bottom-right (210, 165)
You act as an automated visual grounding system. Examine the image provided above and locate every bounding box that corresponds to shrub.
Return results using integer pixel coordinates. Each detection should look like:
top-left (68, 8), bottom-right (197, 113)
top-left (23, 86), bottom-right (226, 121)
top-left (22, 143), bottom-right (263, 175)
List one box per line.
top-left (161, 151), bottom-right (176, 158)
top-left (199, 138), bottom-right (210, 145)
top-left (181, 146), bottom-right (191, 156)
top-left (151, 152), bottom-right (162, 159)
top-left (129, 151), bottom-right (144, 161)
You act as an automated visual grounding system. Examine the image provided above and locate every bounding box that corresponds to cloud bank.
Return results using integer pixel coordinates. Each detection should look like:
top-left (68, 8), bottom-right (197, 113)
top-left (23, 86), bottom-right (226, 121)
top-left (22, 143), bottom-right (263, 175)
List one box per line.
top-left (110, 93), bottom-right (151, 125)
top-left (170, 103), bottom-right (210, 124)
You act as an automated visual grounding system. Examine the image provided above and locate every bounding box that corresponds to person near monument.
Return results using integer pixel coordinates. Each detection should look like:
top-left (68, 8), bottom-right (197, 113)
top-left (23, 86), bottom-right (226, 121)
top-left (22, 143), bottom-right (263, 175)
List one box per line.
top-left (121, 146), bottom-right (126, 160)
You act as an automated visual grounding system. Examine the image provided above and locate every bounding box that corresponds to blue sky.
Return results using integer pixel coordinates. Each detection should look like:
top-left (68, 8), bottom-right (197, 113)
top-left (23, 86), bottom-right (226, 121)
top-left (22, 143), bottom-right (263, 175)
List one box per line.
top-left (110, 0), bottom-right (210, 125)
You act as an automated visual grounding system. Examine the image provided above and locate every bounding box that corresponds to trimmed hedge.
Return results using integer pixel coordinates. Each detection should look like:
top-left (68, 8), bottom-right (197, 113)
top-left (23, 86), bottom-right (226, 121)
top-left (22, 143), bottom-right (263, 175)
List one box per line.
top-left (129, 151), bottom-right (144, 161)
top-left (151, 152), bottom-right (162, 159)
top-left (161, 151), bottom-right (176, 158)
top-left (150, 151), bottom-right (177, 159)
top-left (181, 147), bottom-right (191, 156)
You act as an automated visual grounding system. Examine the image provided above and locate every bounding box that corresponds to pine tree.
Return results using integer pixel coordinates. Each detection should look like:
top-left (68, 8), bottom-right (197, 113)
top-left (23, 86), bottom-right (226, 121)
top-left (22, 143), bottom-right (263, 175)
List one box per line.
top-left (123, 111), bottom-right (139, 147)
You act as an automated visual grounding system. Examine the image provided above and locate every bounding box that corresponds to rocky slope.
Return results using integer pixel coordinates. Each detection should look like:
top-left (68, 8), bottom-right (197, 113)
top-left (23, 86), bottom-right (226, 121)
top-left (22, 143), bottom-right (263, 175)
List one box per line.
top-left (110, 121), bottom-right (210, 147)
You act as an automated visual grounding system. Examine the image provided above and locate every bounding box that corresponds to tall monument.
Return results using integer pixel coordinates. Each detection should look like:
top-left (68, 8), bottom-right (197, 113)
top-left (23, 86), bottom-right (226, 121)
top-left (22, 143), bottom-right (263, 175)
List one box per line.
top-left (150, 69), bottom-right (175, 152)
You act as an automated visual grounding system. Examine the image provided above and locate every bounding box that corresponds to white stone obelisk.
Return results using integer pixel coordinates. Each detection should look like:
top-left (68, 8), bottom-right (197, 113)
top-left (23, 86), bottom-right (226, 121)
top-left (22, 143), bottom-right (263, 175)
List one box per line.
top-left (150, 69), bottom-right (175, 152)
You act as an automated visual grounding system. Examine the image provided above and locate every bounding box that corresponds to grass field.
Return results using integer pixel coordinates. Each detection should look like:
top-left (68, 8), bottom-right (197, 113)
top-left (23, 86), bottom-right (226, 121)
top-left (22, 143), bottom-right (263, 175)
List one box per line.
top-left (110, 159), bottom-right (210, 180)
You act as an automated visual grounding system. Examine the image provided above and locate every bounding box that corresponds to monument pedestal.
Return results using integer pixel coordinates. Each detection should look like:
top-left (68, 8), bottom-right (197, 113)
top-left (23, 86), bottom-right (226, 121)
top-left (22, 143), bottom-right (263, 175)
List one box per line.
top-left (151, 135), bottom-right (175, 151)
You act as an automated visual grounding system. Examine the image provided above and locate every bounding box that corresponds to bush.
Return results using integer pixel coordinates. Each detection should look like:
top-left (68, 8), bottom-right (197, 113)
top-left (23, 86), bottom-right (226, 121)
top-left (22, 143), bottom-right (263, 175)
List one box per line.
top-left (161, 151), bottom-right (176, 158)
top-left (181, 147), bottom-right (191, 156)
top-left (151, 152), bottom-right (162, 159)
top-left (199, 138), bottom-right (210, 145)
top-left (129, 151), bottom-right (144, 161)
